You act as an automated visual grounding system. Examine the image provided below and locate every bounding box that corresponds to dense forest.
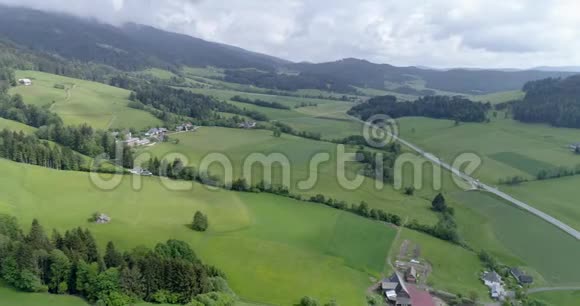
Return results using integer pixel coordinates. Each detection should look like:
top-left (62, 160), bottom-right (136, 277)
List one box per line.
top-left (0, 5), bottom-right (284, 71)
top-left (0, 215), bottom-right (233, 305)
top-left (348, 95), bottom-right (489, 122)
top-left (512, 75), bottom-right (580, 128)
top-left (224, 69), bottom-right (356, 93)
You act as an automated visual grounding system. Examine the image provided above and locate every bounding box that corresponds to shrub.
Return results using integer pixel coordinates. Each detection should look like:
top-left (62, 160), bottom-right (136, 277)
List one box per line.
top-left (192, 211), bottom-right (209, 232)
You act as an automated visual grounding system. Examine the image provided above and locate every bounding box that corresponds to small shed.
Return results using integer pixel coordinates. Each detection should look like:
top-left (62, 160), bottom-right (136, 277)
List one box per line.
top-left (18, 78), bottom-right (32, 86)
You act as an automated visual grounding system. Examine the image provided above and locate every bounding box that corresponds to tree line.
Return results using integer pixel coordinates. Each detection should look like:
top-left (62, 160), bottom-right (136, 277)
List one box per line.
top-left (0, 215), bottom-right (233, 306)
top-left (0, 66), bottom-right (16, 92)
top-left (348, 95), bottom-right (490, 122)
top-left (512, 76), bottom-right (580, 128)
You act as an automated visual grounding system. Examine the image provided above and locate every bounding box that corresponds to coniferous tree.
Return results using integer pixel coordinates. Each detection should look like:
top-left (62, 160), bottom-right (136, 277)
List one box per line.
top-left (431, 193), bottom-right (447, 212)
top-left (26, 219), bottom-right (52, 251)
top-left (104, 241), bottom-right (124, 269)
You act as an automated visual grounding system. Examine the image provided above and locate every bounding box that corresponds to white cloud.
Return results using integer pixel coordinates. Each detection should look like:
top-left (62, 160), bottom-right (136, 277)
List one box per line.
top-left (1, 0), bottom-right (580, 68)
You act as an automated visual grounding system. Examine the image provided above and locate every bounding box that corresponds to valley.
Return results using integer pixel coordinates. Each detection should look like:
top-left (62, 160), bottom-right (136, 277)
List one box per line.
top-left (0, 5), bottom-right (580, 306)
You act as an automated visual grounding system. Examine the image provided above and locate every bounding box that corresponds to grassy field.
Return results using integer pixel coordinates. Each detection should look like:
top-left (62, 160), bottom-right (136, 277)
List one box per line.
top-left (0, 158), bottom-right (397, 306)
top-left (451, 191), bottom-right (580, 286)
top-left (503, 176), bottom-right (580, 231)
top-left (0, 117), bottom-right (37, 133)
top-left (470, 90), bottom-right (524, 104)
top-left (182, 66), bottom-right (225, 78)
top-left (398, 116), bottom-right (580, 184)
top-left (144, 127), bottom-right (439, 225)
top-left (10, 70), bottom-right (162, 130)
top-left (530, 290), bottom-right (580, 306)
top-left (0, 282), bottom-right (89, 306)
top-left (138, 68), bottom-right (178, 80)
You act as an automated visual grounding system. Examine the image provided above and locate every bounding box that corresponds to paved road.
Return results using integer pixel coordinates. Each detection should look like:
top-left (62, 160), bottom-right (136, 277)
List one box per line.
top-left (356, 117), bottom-right (580, 240)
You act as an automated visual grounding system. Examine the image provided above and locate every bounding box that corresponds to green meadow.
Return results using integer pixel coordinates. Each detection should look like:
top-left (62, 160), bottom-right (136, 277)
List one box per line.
top-left (0, 158), bottom-right (397, 305)
top-left (10, 70), bottom-right (162, 130)
top-left (470, 90), bottom-right (524, 104)
top-left (138, 67), bottom-right (178, 80)
top-left (0, 282), bottom-right (89, 306)
top-left (144, 127), bottom-right (438, 225)
top-left (530, 290), bottom-right (580, 306)
top-left (0, 117), bottom-right (37, 133)
top-left (398, 117), bottom-right (580, 184)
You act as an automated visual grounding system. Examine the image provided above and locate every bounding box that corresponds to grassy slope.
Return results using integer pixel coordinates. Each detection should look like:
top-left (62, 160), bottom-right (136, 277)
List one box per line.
top-left (145, 127), bottom-right (438, 225)
top-left (503, 176), bottom-right (580, 231)
top-left (0, 117), bottom-right (37, 133)
top-left (10, 70), bottom-right (161, 130)
top-left (0, 158), bottom-right (396, 306)
top-left (451, 191), bottom-right (580, 286)
top-left (138, 68), bottom-right (178, 80)
top-left (0, 282), bottom-right (89, 306)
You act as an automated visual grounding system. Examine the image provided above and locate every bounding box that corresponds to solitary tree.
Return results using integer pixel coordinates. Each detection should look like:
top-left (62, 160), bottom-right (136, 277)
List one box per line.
top-left (192, 211), bottom-right (209, 232)
top-left (273, 128), bottom-right (282, 138)
top-left (431, 193), bottom-right (447, 212)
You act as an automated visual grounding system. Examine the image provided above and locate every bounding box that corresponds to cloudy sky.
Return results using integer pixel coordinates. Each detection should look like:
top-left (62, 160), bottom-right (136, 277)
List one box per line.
top-left (1, 0), bottom-right (579, 69)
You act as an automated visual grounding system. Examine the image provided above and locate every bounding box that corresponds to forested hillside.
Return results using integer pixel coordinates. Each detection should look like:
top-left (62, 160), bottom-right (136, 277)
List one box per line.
top-left (0, 5), bottom-right (575, 95)
top-left (0, 5), bottom-right (286, 71)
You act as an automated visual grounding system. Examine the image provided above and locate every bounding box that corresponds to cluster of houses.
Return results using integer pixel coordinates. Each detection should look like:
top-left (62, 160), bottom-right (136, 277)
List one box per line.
top-left (18, 78), bottom-right (32, 86)
top-left (482, 268), bottom-right (534, 300)
top-left (113, 123), bottom-right (199, 148)
top-left (122, 132), bottom-right (154, 147)
top-left (380, 271), bottom-right (434, 306)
